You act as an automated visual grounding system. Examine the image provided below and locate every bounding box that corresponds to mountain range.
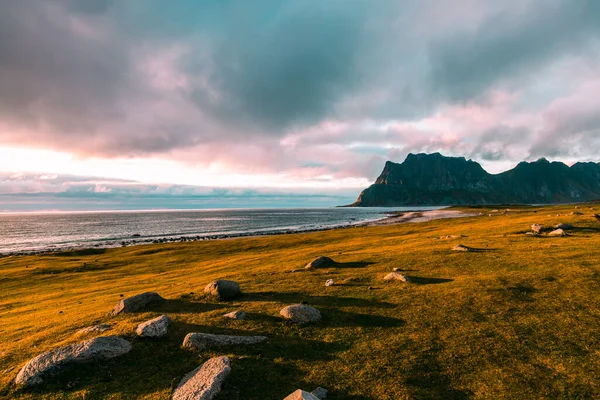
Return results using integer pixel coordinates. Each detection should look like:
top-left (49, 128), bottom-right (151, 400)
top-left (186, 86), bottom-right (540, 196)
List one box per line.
top-left (351, 153), bottom-right (600, 206)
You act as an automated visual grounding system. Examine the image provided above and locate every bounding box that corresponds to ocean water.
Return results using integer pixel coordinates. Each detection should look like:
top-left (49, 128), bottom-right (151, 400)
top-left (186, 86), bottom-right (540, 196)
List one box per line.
top-left (0, 207), bottom-right (440, 255)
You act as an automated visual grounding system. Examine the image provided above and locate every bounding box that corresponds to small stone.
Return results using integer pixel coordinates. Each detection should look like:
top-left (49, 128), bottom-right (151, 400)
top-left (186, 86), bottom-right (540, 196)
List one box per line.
top-left (136, 315), bottom-right (171, 338)
top-left (451, 244), bottom-right (471, 252)
top-left (548, 228), bottom-right (566, 237)
top-left (204, 280), bottom-right (241, 300)
top-left (325, 279), bottom-right (334, 287)
top-left (555, 223), bottom-right (573, 230)
top-left (531, 224), bottom-right (544, 234)
top-left (305, 256), bottom-right (335, 269)
top-left (280, 304), bottom-right (322, 324)
top-left (14, 336), bottom-right (132, 386)
top-left (392, 267), bottom-right (403, 272)
top-left (368, 286), bottom-right (373, 290)
top-left (572, 211), bottom-right (583, 215)
top-left (172, 356), bottom-right (231, 400)
top-left (110, 292), bottom-right (164, 316)
top-left (223, 310), bottom-right (245, 320)
top-left (383, 272), bottom-right (410, 282)
top-left (311, 387), bottom-right (328, 399)
top-left (284, 389), bottom-right (320, 400)
top-left (182, 333), bottom-right (267, 350)
top-left (76, 324), bottom-right (111, 335)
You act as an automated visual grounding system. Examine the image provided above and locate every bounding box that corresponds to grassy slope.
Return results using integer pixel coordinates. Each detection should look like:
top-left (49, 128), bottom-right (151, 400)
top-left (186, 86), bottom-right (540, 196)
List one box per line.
top-left (1, 205), bottom-right (600, 399)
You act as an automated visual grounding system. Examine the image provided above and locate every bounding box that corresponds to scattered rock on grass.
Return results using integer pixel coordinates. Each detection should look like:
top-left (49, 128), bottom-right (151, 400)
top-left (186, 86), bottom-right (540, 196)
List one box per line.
top-left (305, 256), bottom-right (335, 269)
top-left (182, 333), bottom-right (267, 350)
top-left (325, 279), bottom-right (335, 287)
top-left (223, 310), bottom-right (245, 320)
top-left (548, 228), bottom-right (567, 237)
top-left (15, 336), bottom-right (132, 386)
top-left (383, 272), bottom-right (410, 282)
top-left (76, 324), bottom-right (111, 335)
top-left (284, 389), bottom-right (320, 400)
top-left (571, 211), bottom-right (583, 215)
top-left (531, 224), bottom-right (544, 234)
top-left (172, 356), bottom-right (231, 400)
top-left (110, 292), bottom-right (164, 316)
top-left (136, 315), bottom-right (171, 338)
top-left (280, 304), bottom-right (322, 324)
top-left (204, 280), bottom-right (241, 300)
top-left (452, 244), bottom-right (471, 252)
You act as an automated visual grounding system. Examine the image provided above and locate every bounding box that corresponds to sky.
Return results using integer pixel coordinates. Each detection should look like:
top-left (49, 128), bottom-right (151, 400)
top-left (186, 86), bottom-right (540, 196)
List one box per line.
top-left (1, 0), bottom-right (599, 210)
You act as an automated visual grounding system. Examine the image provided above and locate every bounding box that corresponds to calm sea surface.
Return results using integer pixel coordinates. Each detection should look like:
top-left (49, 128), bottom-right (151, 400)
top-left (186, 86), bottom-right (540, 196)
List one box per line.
top-left (0, 207), bottom-right (440, 254)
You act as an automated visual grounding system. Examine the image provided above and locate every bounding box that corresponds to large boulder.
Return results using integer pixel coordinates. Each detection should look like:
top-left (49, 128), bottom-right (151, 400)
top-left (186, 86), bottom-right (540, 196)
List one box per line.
top-left (15, 336), bottom-right (132, 386)
top-left (305, 256), bottom-right (335, 269)
top-left (383, 272), bottom-right (410, 282)
top-left (204, 280), bottom-right (241, 300)
top-left (110, 292), bottom-right (164, 316)
top-left (284, 390), bottom-right (320, 400)
top-left (172, 356), bottom-right (231, 400)
top-left (280, 304), bottom-right (322, 324)
top-left (182, 333), bottom-right (267, 351)
top-left (136, 315), bottom-right (171, 338)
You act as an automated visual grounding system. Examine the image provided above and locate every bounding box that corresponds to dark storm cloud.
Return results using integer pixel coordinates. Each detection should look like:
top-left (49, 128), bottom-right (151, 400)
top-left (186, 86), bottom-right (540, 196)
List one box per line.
top-left (429, 0), bottom-right (600, 101)
top-left (0, 0), bottom-right (599, 177)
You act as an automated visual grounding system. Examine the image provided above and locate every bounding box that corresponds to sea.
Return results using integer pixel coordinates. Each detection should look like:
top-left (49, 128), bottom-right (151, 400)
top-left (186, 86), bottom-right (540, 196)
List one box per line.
top-left (0, 207), bottom-right (441, 255)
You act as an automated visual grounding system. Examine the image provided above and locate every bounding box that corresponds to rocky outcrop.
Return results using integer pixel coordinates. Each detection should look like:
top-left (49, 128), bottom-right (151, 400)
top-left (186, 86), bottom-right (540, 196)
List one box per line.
top-left (15, 336), bottom-right (132, 386)
top-left (136, 315), bottom-right (171, 338)
top-left (351, 153), bottom-right (600, 206)
top-left (110, 292), bottom-right (164, 315)
top-left (204, 280), bottom-right (241, 300)
top-left (172, 356), bottom-right (231, 400)
top-left (76, 324), bottom-right (111, 335)
top-left (182, 333), bottom-right (267, 350)
top-left (280, 304), bottom-right (322, 324)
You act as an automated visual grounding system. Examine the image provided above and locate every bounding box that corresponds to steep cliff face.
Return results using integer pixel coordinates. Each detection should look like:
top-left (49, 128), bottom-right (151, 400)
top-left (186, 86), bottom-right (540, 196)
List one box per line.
top-left (352, 153), bottom-right (600, 206)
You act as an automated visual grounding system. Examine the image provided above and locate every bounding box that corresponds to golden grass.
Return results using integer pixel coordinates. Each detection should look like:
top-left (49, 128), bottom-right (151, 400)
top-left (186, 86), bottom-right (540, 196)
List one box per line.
top-left (1, 204), bottom-right (600, 399)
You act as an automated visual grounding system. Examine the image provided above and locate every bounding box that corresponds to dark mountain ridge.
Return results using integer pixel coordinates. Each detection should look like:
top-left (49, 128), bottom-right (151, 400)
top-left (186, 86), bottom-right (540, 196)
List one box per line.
top-left (351, 153), bottom-right (600, 206)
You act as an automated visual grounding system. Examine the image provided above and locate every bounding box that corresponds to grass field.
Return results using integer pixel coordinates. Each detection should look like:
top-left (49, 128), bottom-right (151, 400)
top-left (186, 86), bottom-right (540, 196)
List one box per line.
top-left (2, 204), bottom-right (600, 399)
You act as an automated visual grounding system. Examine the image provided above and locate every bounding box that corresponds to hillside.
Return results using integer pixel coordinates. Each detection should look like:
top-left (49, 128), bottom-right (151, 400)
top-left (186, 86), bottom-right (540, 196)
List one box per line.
top-left (352, 153), bottom-right (600, 206)
top-left (2, 205), bottom-right (600, 398)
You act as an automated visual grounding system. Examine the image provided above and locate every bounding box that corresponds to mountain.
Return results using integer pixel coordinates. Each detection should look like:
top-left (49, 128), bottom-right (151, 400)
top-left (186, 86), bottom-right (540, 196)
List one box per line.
top-left (351, 153), bottom-right (600, 206)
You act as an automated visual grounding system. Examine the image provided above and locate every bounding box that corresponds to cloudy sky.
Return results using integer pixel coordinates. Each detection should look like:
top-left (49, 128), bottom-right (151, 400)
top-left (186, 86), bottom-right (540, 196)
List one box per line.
top-left (1, 0), bottom-right (599, 210)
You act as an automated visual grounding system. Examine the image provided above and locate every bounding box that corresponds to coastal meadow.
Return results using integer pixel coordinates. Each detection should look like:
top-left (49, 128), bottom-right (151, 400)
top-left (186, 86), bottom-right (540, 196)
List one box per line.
top-left (2, 205), bottom-right (600, 399)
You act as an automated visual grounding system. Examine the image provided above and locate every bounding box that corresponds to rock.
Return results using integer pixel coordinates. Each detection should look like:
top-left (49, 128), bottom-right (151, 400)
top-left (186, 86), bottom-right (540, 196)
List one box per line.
top-left (392, 267), bottom-right (403, 272)
top-left (531, 224), bottom-right (544, 234)
top-left (451, 244), bottom-right (471, 252)
top-left (383, 272), bottom-right (410, 282)
top-left (572, 211), bottom-right (583, 215)
top-left (15, 336), bottom-right (132, 386)
top-left (280, 304), bottom-right (322, 324)
top-left (223, 310), bottom-right (245, 320)
top-left (311, 387), bottom-right (328, 399)
top-left (555, 223), bottom-right (573, 230)
top-left (305, 256), bottom-right (335, 269)
top-left (204, 280), bottom-right (241, 300)
top-left (325, 279), bottom-right (334, 287)
top-left (548, 228), bottom-right (566, 237)
top-left (76, 324), bottom-right (111, 335)
top-left (182, 333), bottom-right (267, 350)
top-left (594, 213), bottom-right (600, 221)
top-left (284, 390), bottom-right (320, 400)
top-left (172, 356), bottom-right (231, 400)
top-left (110, 292), bottom-right (163, 316)
top-left (136, 315), bottom-right (171, 338)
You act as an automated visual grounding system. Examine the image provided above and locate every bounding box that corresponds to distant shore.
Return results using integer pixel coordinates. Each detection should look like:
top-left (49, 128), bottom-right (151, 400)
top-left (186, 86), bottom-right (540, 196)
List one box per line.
top-left (0, 208), bottom-right (473, 257)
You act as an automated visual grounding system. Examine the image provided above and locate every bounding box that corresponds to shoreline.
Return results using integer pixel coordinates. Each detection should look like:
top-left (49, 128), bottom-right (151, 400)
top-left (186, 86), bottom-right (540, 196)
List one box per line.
top-left (0, 209), bottom-right (471, 258)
